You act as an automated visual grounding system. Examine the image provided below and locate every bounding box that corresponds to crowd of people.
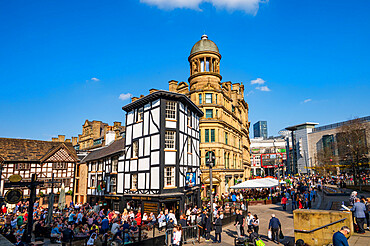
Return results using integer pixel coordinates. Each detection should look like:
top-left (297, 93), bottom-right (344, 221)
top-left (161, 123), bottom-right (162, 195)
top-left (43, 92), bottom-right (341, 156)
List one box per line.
top-left (1, 174), bottom-right (370, 245)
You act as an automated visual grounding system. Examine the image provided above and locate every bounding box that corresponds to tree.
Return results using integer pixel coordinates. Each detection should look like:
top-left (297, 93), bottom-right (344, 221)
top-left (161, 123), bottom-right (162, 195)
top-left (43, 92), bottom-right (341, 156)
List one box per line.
top-left (315, 146), bottom-right (338, 176)
top-left (336, 118), bottom-right (370, 186)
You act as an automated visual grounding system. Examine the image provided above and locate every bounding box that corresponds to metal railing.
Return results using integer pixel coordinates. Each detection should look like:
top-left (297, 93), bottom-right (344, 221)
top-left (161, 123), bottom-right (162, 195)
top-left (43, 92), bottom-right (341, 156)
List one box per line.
top-left (294, 218), bottom-right (347, 233)
top-left (165, 225), bottom-right (198, 246)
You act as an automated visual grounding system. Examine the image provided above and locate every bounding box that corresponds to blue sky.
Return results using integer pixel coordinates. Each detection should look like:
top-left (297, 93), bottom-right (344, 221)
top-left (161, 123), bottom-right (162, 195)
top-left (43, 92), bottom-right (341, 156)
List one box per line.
top-left (0, 0), bottom-right (369, 140)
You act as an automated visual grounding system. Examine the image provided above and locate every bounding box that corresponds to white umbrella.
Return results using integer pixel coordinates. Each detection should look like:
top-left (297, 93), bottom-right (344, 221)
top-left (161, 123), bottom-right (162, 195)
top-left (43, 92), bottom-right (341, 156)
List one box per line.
top-left (230, 178), bottom-right (279, 189)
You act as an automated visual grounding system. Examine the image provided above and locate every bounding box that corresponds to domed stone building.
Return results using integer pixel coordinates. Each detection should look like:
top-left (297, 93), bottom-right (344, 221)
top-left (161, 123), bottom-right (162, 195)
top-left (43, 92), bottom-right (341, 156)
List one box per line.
top-left (169, 34), bottom-right (251, 197)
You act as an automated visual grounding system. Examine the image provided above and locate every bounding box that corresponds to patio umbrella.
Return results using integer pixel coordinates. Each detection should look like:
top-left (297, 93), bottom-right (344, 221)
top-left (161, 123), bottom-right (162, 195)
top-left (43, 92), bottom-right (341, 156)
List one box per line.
top-left (230, 177), bottom-right (279, 189)
top-left (58, 183), bottom-right (66, 210)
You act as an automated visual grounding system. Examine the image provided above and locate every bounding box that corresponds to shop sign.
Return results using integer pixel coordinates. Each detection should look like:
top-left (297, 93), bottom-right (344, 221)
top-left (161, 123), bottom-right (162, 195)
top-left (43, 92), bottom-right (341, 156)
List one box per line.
top-left (104, 196), bottom-right (120, 200)
top-left (5, 189), bottom-right (23, 204)
top-left (185, 172), bottom-right (196, 187)
top-left (132, 196), bottom-right (152, 201)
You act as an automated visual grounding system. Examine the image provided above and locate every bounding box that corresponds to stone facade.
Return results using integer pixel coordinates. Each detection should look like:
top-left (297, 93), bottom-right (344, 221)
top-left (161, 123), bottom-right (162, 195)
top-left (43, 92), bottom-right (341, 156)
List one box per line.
top-left (77, 120), bottom-right (125, 151)
top-left (169, 35), bottom-right (251, 196)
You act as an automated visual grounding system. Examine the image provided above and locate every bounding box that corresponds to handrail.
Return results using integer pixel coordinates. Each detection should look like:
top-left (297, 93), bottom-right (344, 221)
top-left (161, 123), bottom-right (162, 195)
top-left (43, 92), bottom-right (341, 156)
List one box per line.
top-left (294, 218), bottom-right (346, 233)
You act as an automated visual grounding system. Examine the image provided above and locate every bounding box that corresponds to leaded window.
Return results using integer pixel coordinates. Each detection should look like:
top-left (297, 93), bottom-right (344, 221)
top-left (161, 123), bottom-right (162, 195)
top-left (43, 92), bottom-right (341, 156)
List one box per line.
top-left (132, 174), bottom-right (138, 189)
top-left (133, 141), bottom-right (139, 157)
top-left (166, 101), bottom-right (176, 119)
top-left (165, 131), bottom-right (176, 149)
top-left (164, 167), bottom-right (175, 187)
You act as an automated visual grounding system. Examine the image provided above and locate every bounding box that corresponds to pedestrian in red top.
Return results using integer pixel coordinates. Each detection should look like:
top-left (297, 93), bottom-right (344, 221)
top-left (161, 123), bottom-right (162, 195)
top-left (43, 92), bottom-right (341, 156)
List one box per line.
top-left (281, 195), bottom-right (288, 211)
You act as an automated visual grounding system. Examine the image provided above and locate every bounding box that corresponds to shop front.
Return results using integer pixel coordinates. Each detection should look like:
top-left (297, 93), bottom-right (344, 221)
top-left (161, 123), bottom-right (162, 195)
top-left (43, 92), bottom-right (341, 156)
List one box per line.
top-left (122, 188), bottom-right (200, 218)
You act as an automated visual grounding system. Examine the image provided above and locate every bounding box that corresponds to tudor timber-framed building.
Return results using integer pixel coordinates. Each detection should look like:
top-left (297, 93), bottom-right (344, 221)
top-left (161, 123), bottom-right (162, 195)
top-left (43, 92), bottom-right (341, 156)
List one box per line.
top-left (0, 138), bottom-right (78, 201)
top-left (169, 34), bottom-right (251, 196)
top-left (119, 90), bottom-right (203, 216)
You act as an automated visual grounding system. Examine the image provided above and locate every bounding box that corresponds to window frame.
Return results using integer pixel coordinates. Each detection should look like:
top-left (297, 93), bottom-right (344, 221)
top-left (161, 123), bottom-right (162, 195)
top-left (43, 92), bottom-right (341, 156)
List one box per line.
top-left (205, 129), bottom-right (210, 143)
top-left (205, 93), bottom-right (212, 104)
top-left (211, 129), bottom-right (215, 143)
top-left (165, 131), bottom-right (176, 150)
top-left (205, 109), bottom-right (213, 118)
top-left (132, 174), bottom-right (138, 190)
top-left (132, 141), bottom-right (139, 158)
top-left (165, 101), bottom-right (177, 120)
top-left (137, 107), bottom-right (144, 122)
top-left (164, 167), bottom-right (175, 188)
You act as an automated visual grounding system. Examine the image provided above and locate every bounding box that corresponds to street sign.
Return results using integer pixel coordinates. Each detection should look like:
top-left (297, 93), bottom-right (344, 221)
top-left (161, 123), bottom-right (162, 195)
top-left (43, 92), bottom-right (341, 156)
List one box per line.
top-left (8, 174), bottom-right (22, 183)
top-left (4, 189), bottom-right (23, 204)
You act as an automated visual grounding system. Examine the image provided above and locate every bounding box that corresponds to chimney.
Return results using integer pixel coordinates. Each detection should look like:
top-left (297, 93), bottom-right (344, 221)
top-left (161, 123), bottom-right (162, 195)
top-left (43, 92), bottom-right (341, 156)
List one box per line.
top-left (140, 95), bottom-right (145, 99)
top-left (233, 83), bottom-right (240, 92)
top-left (52, 137), bottom-right (58, 142)
top-left (58, 135), bottom-right (65, 142)
top-left (114, 122), bottom-right (121, 127)
top-left (131, 97), bottom-right (139, 102)
top-left (169, 80), bottom-right (178, 92)
top-left (65, 139), bottom-right (71, 143)
top-left (72, 137), bottom-right (78, 146)
top-left (105, 126), bottom-right (115, 146)
top-left (149, 88), bottom-right (158, 94)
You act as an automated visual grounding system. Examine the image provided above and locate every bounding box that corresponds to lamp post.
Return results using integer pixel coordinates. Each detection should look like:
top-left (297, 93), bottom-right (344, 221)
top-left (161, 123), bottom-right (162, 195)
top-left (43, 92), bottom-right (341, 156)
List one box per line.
top-left (206, 151), bottom-right (216, 222)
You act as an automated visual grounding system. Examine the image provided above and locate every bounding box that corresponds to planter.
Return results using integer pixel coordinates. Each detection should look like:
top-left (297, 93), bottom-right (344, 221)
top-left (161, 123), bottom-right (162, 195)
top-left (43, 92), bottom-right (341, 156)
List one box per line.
top-left (248, 201), bottom-right (258, 206)
top-left (265, 200), bottom-right (272, 205)
top-left (256, 201), bottom-right (264, 205)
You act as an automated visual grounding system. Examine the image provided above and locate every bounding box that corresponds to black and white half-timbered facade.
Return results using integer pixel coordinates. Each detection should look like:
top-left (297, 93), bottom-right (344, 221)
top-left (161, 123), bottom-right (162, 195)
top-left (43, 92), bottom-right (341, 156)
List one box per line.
top-left (83, 137), bottom-right (125, 211)
top-left (120, 90), bottom-right (203, 215)
top-left (0, 138), bottom-right (78, 205)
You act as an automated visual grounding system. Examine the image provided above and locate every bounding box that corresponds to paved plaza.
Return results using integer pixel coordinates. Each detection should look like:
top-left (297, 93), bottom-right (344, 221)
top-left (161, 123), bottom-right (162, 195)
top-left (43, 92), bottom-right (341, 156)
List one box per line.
top-left (197, 189), bottom-right (370, 246)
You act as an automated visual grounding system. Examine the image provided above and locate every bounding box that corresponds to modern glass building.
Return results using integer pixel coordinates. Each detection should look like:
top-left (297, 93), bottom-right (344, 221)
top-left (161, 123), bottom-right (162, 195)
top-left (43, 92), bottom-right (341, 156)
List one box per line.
top-left (254, 121), bottom-right (268, 139)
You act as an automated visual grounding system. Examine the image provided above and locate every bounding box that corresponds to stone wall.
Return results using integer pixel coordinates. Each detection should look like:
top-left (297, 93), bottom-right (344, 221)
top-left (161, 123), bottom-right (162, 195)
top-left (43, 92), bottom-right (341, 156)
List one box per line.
top-left (294, 209), bottom-right (353, 246)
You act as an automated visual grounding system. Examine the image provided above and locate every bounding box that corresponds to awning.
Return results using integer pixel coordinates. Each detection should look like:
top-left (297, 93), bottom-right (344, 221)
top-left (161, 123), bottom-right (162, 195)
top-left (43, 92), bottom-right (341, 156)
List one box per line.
top-left (230, 178), bottom-right (283, 189)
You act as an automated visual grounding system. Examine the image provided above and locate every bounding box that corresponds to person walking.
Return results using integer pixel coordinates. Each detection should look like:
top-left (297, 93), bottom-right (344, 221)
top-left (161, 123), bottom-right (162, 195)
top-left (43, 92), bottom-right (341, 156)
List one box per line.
top-left (351, 198), bottom-right (367, 233)
top-left (332, 226), bottom-right (350, 246)
top-left (281, 195), bottom-right (288, 211)
top-left (268, 214), bottom-right (281, 244)
top-left (213, 213), bottom-right (222, 243)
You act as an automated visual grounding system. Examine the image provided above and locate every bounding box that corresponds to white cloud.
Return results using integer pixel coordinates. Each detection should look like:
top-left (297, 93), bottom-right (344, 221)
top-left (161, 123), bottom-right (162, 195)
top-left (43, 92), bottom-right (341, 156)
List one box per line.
top-left (256, 86), bottom-right (271, 92)
top-left (140, 0), bottom-right (268, 14)
top-left (250, 78), bottom-right (265, 85)
top-left (90, 77), bottom-right (100, 81)
top-left (303, 99), bottom-right (312, 103)
top-left (118, 93), bottom-right (133, 101)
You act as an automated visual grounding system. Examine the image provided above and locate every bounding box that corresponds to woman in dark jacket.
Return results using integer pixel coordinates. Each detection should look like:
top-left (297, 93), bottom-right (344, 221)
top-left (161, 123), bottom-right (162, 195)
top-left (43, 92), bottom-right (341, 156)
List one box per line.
top-left (213, 214), bottom-right (222, 243)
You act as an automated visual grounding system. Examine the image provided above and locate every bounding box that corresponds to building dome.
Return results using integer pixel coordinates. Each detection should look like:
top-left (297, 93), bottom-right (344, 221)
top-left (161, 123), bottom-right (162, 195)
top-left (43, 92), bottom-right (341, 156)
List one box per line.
top-left (190, 34), bottom-right (219, 56)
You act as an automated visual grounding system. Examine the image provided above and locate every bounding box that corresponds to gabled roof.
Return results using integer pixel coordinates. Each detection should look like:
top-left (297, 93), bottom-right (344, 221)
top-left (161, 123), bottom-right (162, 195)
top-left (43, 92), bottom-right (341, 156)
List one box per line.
top-left (81, 137), bottom-right (125, 163)
top-left (122, 90), bottom-right (204, 117)
top-left (0, 138), bottom-right (77, 163)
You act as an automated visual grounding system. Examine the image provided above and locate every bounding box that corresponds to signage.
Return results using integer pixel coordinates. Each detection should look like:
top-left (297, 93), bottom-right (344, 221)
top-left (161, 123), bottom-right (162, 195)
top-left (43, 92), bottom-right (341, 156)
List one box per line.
top-left (104, 196), bottom-right (120, 200)
top-left (143, 202), bottom-right (158, 215)
top-left (261, 153), bottom-right (284, 168)
top-left (4, 189), bottom-right (23, 204)
top-left (131, 196), bottom-right (152, 201)
top-left (8, 174), bottom-right (22, 183)
top-left (185, 172), bottom-right (196, 187)
top-left (251, 149), bottom-right (260, 154)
